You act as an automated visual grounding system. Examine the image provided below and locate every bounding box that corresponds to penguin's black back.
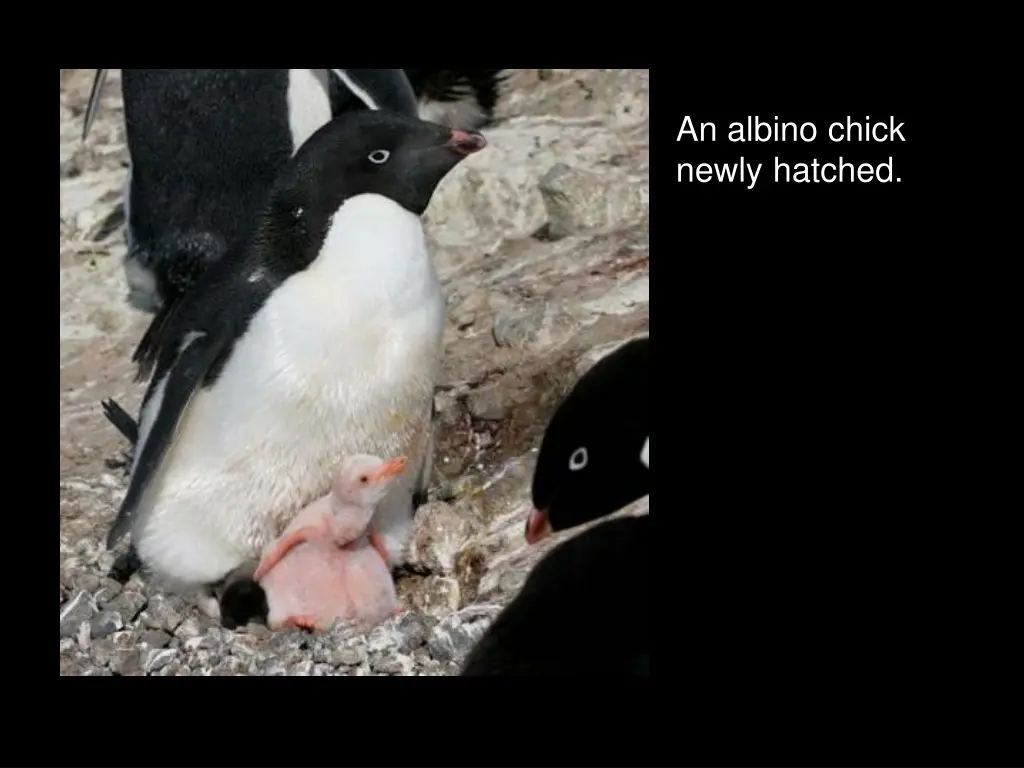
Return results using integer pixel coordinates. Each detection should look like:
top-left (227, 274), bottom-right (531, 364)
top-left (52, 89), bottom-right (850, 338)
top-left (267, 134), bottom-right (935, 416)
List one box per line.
top-left (461, 516), bottom-right (650, 676)
top-left (121, 70), bottom-right (296, 306)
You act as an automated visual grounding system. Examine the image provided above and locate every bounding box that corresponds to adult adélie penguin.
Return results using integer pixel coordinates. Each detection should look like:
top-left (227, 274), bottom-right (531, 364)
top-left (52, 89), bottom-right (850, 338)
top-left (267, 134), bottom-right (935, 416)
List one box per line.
top-left (80, 69), bottom-right (419, 314)
top-left (460, 335), bottom-right (650, 676)
top-left (105, 109), bottom-right (486, 618)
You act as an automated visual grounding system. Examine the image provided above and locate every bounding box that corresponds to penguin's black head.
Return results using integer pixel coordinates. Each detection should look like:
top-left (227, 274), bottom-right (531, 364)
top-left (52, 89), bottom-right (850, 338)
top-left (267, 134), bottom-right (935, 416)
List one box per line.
top-left (273, 109), bottom-right (486, 221)
top-left (219, 579), bottom-right (269, 630)
top-left (527, 336), bottom-right (649, 544)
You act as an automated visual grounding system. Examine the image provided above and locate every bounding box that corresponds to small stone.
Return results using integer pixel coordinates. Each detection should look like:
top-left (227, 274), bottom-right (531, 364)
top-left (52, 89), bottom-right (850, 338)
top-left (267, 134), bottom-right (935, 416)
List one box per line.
top-left (140, 629), bottom-right (172, 649)
top-left (466, 386), bottom-right (509, 422)
top-left (107, 591), bottom-right (147, 623)
top-left (111, 630), bottom-right (139, 653)
top-left (60, 591), bottom-right (96, 638)
top-left (373, 653), bottom-right (414, 675)
top-left (145, 648), bottom-right (177, 674)
top-left (227, 634), bottom-right (261, 659)
top-left (426, 607), bottom-right (499, 664)
top-left (59, 637), bottom-right (76, 654)
top-left (413, 576), bottom-right (462, 618)
top-left (111, 649), bottom-right (143, 676)
top-left (73, 573), bottom-right (102, 594)
top-left (90, 637), bottom-right (115, 667)
top-left (77, 620), bottom-right (92, 650)
top-left (139, 594), bottom-right (185, 633)
top-left (89, 610), bottom-right (123, 639)
top-left (405, 502), bottom-right (475, 575)
top-left (393, 612), bottom-right (428, 653)
top-left (93, 579), bottom-right (123, 607)
top-left (332, 646), bottom-right (365, 667)
top-left (158, 661), bottom-right (185, 677)
top-left (183, 634), bottom-right (217, 652)
top-left (492, 306), bottom-right (544, 349)
top-left (212, 657), bottom-right (244, 676)
top-left (312, 663), bottom-right (336, 676)
top-left (242, 622), bottom-right (270, 639)
top-left (289, 660), bottom-right (315, 676)
top-left (175, 616), bottom-right (203, 640)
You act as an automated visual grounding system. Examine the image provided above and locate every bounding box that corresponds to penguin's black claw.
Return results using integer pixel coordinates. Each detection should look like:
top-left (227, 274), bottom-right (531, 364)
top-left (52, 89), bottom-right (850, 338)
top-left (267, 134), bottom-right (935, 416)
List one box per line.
top-left (108, 547), bottom-right (142, 584)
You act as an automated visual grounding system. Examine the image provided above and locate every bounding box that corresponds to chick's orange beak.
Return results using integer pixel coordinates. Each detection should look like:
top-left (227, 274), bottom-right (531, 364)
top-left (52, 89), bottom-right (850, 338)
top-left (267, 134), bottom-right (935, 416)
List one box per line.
top-left (373, 456), bottom-right (408, 482)
top-left (525, 508), bottom-right (552, 544)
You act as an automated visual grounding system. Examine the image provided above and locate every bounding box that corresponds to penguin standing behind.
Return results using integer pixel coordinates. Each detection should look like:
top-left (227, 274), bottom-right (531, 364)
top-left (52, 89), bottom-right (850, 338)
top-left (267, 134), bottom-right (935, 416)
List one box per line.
top-left (103, 110), bottom-right (486, 620)
top-left (403, 69), bottom-right (509, 130)
top-left (81, 69), bottom-right (419, 314)
top-left (460, 335), bottom-right (650, 675)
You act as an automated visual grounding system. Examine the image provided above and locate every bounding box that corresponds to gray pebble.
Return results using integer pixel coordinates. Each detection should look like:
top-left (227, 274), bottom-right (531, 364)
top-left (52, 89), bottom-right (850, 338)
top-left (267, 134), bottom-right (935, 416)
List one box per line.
top-left (74, 573), bottom-right (102, 594)
top-left (332, 646), bottom-right (364, 667)
top-left (93, 579), bottom-right (123, 607)
top-left (492, 306), bottom-right (545, 349)
top-left (140, 629), bottom-right (172, 649)
top-left (139, 594), bottom-right (185, 633)
top-left (145, 648), bottom-right (177, 674)
top-left (59, 637), bottom-right (77, 654)
top-left (174, 616), bottom-right (203, 640)
top-left (312, 663), bottom-right (336, 676)
top-left (288, 660), bottom-right (315, 676)
top-left (111, 630), bottom-right (138, 651)
top-left (111, 649), bottom-right (142, 676)
top-left (59, 591), bottom-right (96, 638)
top-left (227, 634), bottom-right (261, 659)
top-left (212, 657), bottom-right (244, 676)
top-left (90, 610), bottom-right (124, 639)
top-left (394, 612), bottom-right (428, 652)
top-left (107, 591), bottom-right (147, 623)
top-left (89, 637), bottom-right (115, 667)
top-left (373, 653), bottom-right (414, 675)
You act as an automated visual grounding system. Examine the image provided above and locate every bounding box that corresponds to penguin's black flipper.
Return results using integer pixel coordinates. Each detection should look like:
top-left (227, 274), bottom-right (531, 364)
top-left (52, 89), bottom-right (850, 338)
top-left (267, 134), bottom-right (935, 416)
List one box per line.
top-left (101, 398), bottom-right (139, 446)
top-left (106, 331), bottom-right (228, 548)
top-left (81, 68), bottom-right (109, 142)
top-left (329, 69), bottom-right (419, 117)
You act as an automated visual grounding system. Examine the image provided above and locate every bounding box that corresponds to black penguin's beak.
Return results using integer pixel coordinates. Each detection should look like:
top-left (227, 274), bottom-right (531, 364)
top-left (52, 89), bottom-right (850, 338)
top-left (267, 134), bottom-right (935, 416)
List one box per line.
top-left (525, 508), bottom-right (552, 544)
top-left (446, 129), bottom-right (487, 155)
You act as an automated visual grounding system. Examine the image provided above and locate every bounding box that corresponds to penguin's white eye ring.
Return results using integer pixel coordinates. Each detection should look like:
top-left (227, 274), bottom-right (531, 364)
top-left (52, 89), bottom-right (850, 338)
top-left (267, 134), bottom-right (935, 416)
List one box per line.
top-left (568, 447), bottom-right (588, 471)
top-left (368, 149), bottom-right (390, 164)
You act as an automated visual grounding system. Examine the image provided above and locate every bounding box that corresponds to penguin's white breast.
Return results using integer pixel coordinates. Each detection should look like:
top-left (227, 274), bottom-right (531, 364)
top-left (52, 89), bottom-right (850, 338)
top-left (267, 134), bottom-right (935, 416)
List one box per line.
top-left (134, 195), bottom-right (444, 586)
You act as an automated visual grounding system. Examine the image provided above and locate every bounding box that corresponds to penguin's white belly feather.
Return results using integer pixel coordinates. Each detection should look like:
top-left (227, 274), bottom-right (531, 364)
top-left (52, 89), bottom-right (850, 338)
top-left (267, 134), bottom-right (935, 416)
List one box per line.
top-left (132, 194), bottom-right (444, 587)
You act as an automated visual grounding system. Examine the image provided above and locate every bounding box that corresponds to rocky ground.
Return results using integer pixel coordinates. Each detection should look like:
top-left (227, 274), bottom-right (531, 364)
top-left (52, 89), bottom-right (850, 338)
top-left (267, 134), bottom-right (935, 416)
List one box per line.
top-left (59, 69), bottom-right (650, 675)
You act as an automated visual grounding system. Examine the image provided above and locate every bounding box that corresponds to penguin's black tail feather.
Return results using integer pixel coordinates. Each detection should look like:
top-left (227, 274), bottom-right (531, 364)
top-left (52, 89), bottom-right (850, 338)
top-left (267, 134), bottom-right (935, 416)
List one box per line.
top-left (219, 579), bottom-right (269, 630)
top-left (101, 398), bottom-right (139, 445)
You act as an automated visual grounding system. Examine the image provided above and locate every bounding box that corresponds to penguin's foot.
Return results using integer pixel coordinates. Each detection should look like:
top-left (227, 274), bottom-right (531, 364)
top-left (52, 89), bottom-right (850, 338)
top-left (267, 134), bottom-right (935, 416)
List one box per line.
top-left (282, 615), bottom-right (319, 632)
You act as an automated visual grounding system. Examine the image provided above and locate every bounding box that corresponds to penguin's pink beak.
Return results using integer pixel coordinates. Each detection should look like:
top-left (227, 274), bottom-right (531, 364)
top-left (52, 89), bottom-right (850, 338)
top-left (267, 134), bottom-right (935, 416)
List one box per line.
top-left (524, 508), bottom-right (552, 544)
top-left (447, 129), bottom-right (487, 155)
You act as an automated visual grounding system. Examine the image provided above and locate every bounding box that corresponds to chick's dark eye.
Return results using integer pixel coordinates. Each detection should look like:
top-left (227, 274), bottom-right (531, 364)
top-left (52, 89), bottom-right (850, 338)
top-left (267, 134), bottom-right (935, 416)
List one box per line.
top-left (359, 475), bottom-right (369, 484)
top-left (367, 149), bottom-right (390, 164)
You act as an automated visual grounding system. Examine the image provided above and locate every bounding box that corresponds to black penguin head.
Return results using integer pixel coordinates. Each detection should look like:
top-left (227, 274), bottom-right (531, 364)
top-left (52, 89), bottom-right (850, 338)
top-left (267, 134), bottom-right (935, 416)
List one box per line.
top-left (527, 336), bottom-right (649, 543)
top-left (271, 109), bottom-right (486, 221)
